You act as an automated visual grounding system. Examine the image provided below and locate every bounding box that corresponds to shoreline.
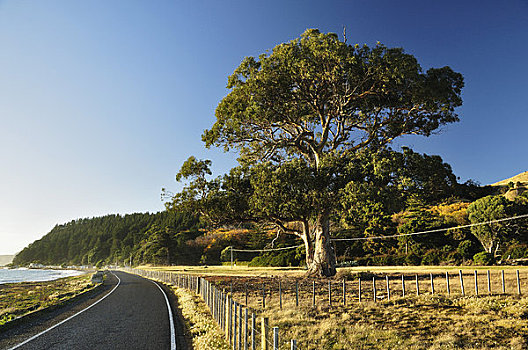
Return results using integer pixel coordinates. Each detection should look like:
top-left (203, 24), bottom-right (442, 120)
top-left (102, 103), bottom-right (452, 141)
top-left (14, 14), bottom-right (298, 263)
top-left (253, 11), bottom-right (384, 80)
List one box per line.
top-left (0, 273), bottom-right (97, 329)
top-left (0, 268), bottom-right (86, 285)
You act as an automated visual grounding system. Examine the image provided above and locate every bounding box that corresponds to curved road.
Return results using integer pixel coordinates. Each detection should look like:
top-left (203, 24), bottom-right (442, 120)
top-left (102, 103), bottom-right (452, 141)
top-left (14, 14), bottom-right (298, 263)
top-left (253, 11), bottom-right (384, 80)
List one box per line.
top-left (0, 271), bottom-right (188, 350)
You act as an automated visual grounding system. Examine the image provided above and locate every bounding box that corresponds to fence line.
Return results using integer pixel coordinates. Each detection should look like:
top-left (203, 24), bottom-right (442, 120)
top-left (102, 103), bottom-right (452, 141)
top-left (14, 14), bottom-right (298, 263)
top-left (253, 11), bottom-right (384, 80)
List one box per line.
top-left (209, 269), bottom-right (524, 312)
top-left (123, 267), bottom-right (296, 350)
top-left (123, 267), bottom-right (525, 349)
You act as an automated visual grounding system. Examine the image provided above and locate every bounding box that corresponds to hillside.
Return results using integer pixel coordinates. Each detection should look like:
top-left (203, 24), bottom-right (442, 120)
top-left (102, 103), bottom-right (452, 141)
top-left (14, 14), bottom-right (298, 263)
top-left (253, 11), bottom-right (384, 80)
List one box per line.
top-left (0, 255), bottom-right (14, 266)
top-left (12, 211), bottom-right (203, 267)
top-left (492, 171), bottom-right (528, 186)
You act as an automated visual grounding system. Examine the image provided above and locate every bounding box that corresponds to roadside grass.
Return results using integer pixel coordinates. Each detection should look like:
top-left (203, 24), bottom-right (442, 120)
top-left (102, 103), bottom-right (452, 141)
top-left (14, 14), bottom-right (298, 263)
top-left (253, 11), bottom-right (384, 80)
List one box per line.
top-left (0, 273), bottom-right (94, 327)
top-left (170, 286), bottom-right (229, 350)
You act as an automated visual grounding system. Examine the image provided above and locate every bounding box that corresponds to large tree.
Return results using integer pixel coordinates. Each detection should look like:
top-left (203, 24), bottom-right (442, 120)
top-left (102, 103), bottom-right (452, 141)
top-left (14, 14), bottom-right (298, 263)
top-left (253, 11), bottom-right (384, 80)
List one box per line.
top-left (172, 29), bottom-right (463, 276)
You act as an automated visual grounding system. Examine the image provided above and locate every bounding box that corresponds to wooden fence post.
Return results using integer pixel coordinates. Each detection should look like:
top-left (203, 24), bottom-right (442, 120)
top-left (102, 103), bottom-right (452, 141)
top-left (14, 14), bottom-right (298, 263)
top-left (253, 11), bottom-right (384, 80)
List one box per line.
top-left (239, 305), bottom-right (243, 350)
top-left (296, 281), bottom-right (299, 307)
top-left (343, 278), bottom-right (346, 305)
top-left (272, 327), bottom-right (279, 350)
top-left (415, 275), bottom-right (419, 296)
top-left (226, 295), bottom-right (231, 342)
top-left (446, 272), bottom-right (450, 295)
top-left (386, 276), bottom-right (390, 300)
top-left (251, 312), bottom-right (256, 350)
top-left (501, 270), bottom-right (505, 294)
top-left (430, 273), bottom-right (434, 295)
top-left (279, 281), bottom-right (282, 310)
top-left (328, 280), bottom-right (332, 306)
top-left (487, 270), bottom-right (491, 294)
top-left (234, 302), bottom-right (238, 350)
top-left (358, 277), bottom-right (362, 302)
top-left (459, 270), bottom-right (465, 296)
top-left (262, 283), bottom-right (266, 309)
top-left (290, 339), bottom-right (297, 350)
top-left (474, 270), bottom-right (478, 296)
top-left (261, 317), bottom-right (269, 350)
top-left (401, 275), bottom-right (405, 297)
top-left (244, 308), bottom-right (248, 350)
top-left (245, 283), bottom-right (248, 306)
top-left (312, 280), bottom-right (315, 307)
top-left (517, 270), bottom-right (521, 295)
top-left (373, 277), bottom-right (377, 302)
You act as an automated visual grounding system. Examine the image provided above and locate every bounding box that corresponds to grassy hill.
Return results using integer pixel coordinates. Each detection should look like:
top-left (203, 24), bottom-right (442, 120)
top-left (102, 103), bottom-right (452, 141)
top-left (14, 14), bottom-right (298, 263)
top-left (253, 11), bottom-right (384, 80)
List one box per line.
top-left (0, 255), bottom-right (14, 266)
top-left (492, 171), bottom-right (528, 186)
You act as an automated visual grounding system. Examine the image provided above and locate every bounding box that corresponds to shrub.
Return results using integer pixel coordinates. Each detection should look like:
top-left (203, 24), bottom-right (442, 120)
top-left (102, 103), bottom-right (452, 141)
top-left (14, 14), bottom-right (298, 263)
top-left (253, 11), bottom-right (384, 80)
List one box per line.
top-left (445, 251), bottom-right (463, 265)
top-left (405, 253), bottom-right (421, 266)
top-left (473, 252), bottom-right (495, 265)
top-left (457, 240), bottom-right (478, 259)
top-left (248, 250), bottom-right (301, 267)
top-left (502, 244), bottom-right (528, 260)
top-left (421, 249), bottom-right (441, 265)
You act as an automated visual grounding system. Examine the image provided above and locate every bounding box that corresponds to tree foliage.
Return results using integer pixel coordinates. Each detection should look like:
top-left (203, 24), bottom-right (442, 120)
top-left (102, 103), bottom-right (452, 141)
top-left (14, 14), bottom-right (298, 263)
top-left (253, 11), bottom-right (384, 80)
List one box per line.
top-left (467, 195), bottom-right (528, 256)
top-left (170, 29), bottom-right (464, 276)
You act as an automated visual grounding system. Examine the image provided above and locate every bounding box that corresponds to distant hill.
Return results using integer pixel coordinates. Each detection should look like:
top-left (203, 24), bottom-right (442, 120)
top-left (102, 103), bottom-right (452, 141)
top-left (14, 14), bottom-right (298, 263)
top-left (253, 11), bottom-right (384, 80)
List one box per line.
top-left (0, 255), bottom-right (14, 266)
top-left (492, 171), bottom-right (528, 186)
top-left (12, 211), bottom-right (203, 267)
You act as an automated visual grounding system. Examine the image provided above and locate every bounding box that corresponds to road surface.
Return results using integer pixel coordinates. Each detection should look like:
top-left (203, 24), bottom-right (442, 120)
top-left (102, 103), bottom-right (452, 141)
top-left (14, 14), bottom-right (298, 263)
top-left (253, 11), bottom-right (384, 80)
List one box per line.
top-left (0, 271), bottom-right (188, 350)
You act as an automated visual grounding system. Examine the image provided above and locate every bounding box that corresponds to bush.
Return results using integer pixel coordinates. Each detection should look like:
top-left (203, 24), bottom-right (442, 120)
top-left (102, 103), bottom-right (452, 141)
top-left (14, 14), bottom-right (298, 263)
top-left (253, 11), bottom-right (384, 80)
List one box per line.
top-left (405, 253), bottom-right (421, 266)
top-left (445, 251), bottom-right (463, 265)
top-left (421, 249), bottom-right (441, 265)
top-left (457, 240), bottom-right (478, 259)
top-left (473, 252), bottom-right (495, 265)
top-left (248, 250), bottom-right (301, 267)
top-left (502, 244), bottom-right (528, 260)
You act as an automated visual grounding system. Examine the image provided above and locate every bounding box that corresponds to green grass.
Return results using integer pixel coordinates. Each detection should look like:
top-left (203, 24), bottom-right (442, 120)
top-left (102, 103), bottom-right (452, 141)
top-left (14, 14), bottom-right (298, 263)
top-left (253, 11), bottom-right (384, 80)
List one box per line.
top-left (0, 273), bottom-right (95, 327)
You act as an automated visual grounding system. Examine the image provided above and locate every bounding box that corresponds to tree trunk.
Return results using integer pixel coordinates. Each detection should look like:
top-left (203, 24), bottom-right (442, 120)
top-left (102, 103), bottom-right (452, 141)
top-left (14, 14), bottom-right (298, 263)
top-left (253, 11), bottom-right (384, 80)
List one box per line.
top-left (306, 213), bottom-right (336, 277)
top-left (301, 221), bottom-right (314, 267)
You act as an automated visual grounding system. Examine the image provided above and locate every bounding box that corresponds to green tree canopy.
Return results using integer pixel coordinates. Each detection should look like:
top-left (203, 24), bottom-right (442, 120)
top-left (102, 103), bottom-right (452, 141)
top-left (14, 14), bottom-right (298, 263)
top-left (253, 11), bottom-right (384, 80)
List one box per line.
top-left (467, 195), bottom-right (528, 256)
top-left (171, 29), bottom-right (463, 276)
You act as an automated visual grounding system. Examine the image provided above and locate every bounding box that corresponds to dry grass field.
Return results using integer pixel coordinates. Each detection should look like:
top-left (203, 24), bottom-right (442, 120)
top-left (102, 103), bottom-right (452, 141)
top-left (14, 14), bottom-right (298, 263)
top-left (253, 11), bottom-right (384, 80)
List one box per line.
top-left (142, 265), bottom-right (528, 349)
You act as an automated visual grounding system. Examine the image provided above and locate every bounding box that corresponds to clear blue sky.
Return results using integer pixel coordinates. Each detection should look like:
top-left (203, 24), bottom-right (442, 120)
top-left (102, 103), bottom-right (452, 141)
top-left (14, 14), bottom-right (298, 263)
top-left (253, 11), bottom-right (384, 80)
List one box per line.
top-left (1, 0), bottom-right (527, 255)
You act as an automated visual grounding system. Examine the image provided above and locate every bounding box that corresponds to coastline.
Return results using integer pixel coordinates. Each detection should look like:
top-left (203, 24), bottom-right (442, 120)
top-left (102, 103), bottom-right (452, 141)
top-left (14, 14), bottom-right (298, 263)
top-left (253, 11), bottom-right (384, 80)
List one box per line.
top-left (0, 273), bottom-right (97, 329)
top-left (0, 268), bottom-right (85, 285)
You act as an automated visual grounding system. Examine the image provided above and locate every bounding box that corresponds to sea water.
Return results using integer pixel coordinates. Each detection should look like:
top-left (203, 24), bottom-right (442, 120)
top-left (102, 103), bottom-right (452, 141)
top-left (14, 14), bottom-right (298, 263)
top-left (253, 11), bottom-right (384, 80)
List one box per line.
top-left (0, 268), bottom-right (84, 284)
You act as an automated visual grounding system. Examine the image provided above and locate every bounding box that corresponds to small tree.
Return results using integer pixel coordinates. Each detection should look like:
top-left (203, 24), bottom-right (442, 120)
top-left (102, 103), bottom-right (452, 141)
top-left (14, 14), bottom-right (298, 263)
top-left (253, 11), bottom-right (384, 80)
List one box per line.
top-left (467, 195), bottom-right (513, 256)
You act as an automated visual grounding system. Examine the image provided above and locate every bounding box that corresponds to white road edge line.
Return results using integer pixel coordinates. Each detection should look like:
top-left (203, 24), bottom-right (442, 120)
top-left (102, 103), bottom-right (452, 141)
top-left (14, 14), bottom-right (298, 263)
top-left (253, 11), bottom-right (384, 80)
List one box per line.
top-left (151, 280), bottom-right (177, 350)
top-left (8, 271), bottom-right (121, 350)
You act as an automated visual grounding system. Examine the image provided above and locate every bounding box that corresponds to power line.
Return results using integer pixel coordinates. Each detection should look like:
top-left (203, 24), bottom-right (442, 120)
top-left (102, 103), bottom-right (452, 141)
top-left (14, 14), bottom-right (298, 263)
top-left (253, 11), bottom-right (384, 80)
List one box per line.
top-left (231, 245), bottom-right (303, 253)
top-left (227, 213), bottom-right (528, 252)
top-left (331, 213), bottom-right (528, 241)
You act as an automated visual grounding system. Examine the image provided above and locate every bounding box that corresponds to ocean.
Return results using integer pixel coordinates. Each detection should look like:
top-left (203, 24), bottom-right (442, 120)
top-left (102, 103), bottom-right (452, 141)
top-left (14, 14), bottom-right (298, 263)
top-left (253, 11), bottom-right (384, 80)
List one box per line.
top-left (0, 268), bottom-right (84, 284)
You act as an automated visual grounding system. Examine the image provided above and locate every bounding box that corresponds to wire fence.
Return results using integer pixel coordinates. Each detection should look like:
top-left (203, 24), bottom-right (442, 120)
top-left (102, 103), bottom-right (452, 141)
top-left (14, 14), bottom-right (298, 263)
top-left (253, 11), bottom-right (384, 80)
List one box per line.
top-left (122, 267), bottom-right (526, 349)
top-left (209, 269), bottom-right (526, 311)
top-left (124, 267), bottom-right (298, 350)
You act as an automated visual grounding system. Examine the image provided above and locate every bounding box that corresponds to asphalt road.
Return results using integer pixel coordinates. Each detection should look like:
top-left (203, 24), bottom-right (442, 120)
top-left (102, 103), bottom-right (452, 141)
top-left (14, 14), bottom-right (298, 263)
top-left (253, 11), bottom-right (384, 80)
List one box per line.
top-left (0, 271), bottom-right (188, 350)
